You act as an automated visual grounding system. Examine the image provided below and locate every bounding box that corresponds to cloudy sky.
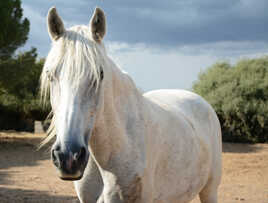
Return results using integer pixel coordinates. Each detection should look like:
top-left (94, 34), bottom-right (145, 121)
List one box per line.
top-left (21, 0), bottom-right (268, 91)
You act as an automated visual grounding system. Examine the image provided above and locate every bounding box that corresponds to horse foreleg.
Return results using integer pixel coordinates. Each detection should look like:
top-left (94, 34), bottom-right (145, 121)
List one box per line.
top-left (101, 171), bottom-right (124, 203)
top-left (74, 157), bottom-right (104, 203)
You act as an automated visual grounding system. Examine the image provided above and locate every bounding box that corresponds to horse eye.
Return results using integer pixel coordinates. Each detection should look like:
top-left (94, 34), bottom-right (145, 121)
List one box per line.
top-left (91, 68), bottom-right (103, 89)
top-left (100, 67), bottom-right (104, 80)
top-left (46, 71), bottom-right (53, 82)
top-left (46, 71), bottom-right (56, 82)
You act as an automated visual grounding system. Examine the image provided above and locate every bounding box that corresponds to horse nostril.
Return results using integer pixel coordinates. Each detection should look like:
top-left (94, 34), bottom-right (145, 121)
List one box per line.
top-left (54, 145), bottom-right (60, 151)
top-left (52, 149), bottom-right (56, 160)
top-left (52, 144), bottom-right (62, 168)
top-left (52, 149), bottom-right (60, 167)
top-left (74, 147), bottom-right (86, 162)
top-left (80, 147), bottom-right (87, 161)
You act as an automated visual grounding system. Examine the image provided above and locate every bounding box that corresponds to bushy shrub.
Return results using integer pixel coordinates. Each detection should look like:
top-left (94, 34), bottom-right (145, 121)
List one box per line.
top-left (193, 56), bottom-right (268, 143)
top-left (0, 49), bottom-right (49, 131)
top-left (0, 0), bottom-right (49, 131)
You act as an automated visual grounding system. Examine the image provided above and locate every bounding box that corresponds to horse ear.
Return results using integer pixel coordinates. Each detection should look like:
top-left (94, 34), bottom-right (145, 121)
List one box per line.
top-left (90, 7), bottom-right (106, 42)
top-left (47, 7), bottom-right (65, 41)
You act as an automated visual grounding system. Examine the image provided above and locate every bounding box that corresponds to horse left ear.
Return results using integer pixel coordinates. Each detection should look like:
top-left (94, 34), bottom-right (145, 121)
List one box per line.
top-left (47, 7), bottom-right (65, 41)
top-left (90, 7), bottom-right (106, 43)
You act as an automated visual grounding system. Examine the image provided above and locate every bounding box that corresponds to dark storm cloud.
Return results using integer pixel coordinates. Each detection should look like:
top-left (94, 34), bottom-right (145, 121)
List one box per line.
top-left (97, 0), bottom-right (268, 46)
top-left (23, 0), bottom-right (268, 48)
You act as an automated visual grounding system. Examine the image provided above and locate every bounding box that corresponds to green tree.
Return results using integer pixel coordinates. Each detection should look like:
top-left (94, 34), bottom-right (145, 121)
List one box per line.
top-left (0, 49), bottom-right (48, 130)
top-left (193, 57), bottom-right (268, 143)
top-left (0, 0), bottom-right (48, 131)
top-left (0, 48), bottom-right (41, 99)
top-left (0, 0), bottom-right (30, 59)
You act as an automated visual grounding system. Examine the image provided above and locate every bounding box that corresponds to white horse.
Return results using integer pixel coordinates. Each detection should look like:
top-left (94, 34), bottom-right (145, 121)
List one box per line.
top-left (40, 7), bottom-right (222, 203)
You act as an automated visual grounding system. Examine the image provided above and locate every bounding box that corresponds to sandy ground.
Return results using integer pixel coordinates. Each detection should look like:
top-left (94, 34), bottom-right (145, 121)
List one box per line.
top-left (0, 132), bottom-right (267, 203)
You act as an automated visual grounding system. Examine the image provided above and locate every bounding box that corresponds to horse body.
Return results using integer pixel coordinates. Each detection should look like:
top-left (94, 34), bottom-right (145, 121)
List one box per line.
top-left (74, 63), bottom-right (221, 203)
top-left (42, 7), bottom-right (222, 203)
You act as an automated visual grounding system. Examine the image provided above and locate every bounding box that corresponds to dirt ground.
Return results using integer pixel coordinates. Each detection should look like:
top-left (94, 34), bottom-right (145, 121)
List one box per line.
top-left (0, 132), bottom-right (267, 203)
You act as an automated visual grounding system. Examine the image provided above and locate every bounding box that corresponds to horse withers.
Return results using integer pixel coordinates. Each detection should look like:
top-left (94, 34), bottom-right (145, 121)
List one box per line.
top-left (40, 7), bottom-right (222, 203)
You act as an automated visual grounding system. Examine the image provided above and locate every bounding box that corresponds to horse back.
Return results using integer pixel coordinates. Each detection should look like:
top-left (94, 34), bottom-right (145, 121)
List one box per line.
top-left (143, 89), bottom-right (221, 144)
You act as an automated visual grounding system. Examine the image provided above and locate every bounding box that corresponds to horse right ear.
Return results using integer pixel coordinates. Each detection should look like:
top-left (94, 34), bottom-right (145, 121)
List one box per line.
top-left (47, 7), bottom-right (65, 41)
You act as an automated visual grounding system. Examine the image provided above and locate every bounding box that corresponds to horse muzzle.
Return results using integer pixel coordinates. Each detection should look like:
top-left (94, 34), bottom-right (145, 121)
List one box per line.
top-left (51, 143), bottom-right (89, 181)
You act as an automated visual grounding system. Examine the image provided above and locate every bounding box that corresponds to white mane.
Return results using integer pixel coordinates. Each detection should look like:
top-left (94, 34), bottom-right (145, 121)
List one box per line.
top-left (40, 25), bottom-right (105, 147)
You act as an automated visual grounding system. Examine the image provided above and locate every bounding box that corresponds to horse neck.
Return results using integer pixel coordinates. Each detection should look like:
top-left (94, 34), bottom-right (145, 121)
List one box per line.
top-left (98, 60), bottom-right (143, 129)
top-left (91, 59), bottom-right (145, 162)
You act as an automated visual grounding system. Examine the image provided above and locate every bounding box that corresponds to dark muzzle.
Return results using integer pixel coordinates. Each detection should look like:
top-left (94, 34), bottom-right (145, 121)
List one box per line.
top-left (51, 143), bottom-right (89, 180)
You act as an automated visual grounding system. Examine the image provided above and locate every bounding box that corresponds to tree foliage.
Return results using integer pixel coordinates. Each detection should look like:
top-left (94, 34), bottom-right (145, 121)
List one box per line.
top-left (193, 57), bottom-right (268, 143)
top-left (0, 0), bottom-right (30, 59)
top-left (0, 48), bottom-right (42, 99)
top-left (0, 0), bottom-right (48, 131)
top-left (0, 48), bottom-right (49, 131)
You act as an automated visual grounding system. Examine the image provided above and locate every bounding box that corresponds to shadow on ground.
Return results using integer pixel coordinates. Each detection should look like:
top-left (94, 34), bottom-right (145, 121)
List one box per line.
top-left (222, 142), bottom-right (264, 153)
top-left (0, 137), bottom-right (50, 170)
top-left (0, 133), bottom-right (52, 185)
top-left (0, 186), bottom-right (78, 203)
